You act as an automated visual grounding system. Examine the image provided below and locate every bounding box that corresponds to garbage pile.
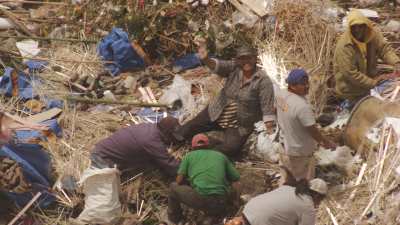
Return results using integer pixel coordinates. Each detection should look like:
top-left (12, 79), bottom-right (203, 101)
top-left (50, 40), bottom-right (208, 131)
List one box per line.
top-left (0, 0), bottom-right (399, 224)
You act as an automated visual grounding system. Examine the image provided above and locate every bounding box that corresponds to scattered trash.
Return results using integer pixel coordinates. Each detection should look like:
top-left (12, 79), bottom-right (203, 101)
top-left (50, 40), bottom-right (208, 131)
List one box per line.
top-left (159, 75), bottom-right (195, 118)
top-left (384, 20), bottom-right (400, 33)
top-left (16, 40), bottom-right (41, 62)
top-left (315, 146), bottom-right (360, 174)
top-left (358, 0), bottom-right (383, 7)
top-left (172, 53), bottom-right (202, 73)
top-left (232, 10), bottom-right (259, 28)
top-left (0, 17), bottom-right (13, 29)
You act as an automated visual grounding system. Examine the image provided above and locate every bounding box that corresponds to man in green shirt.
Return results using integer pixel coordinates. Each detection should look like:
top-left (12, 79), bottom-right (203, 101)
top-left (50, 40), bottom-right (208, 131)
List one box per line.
top-left (168, 134), bottom-right (240, 224)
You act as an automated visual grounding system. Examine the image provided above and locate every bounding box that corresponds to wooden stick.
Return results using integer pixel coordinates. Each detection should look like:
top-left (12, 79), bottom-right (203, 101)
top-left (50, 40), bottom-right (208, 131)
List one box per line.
top-left (0, 8), bottom-right (36, 37)
top-left (358, 189), bottom-right (381, 223)
top-left (65, 96), bottom-right (170, 108)
top-left (325, 207), bottom-right (339, 225)
top-left (390, 86), bottom-right (400, 102)
top-left (0, 0), bottom-right (68, 5)
top-left (0, 48), bottom-right (111, 64)
top-left (157, 34), bottom-right (189, 47)
top-left (121, 172), bottom-right (143, 186)
top-left (0, 35), bottom-right (97, 43)
top-left (375, 128), bottom-right (392, 190)
top-left (7, 192), bottom-right (42, 225)
top-left (138, 200), bottom-right (144, 217)
top-left (346, 163), bottom-right (368, 204)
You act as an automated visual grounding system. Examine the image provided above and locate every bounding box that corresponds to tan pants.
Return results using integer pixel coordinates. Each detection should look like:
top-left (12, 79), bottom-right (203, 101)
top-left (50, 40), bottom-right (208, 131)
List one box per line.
top-left (279, 154), bottom-right (316, 182)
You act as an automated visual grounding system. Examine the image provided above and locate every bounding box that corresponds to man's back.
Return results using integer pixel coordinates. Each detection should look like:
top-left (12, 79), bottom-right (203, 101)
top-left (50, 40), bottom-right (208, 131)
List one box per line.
top-left (92, 123), bottom-right (178, 175)
top-left (178, 149), bottom-right (240, 196)
top-left (275, 89), bottom-right (316, 156)
top-left (243, 185), bottom-right (315, 225)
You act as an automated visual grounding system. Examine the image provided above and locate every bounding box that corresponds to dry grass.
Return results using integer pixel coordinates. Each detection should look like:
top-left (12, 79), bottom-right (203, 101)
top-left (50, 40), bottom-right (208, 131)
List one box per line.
top-left (258, 0), bottom-right (338, 114)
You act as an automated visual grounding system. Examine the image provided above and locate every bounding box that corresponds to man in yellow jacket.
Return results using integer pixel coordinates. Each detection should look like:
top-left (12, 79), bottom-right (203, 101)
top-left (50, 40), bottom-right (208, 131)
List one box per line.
top-left (334, 10), bottom-right (400, 102)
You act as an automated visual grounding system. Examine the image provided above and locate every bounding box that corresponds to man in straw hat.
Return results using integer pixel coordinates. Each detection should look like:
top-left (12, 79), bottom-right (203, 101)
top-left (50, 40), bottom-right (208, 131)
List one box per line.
top-left (174, 40), bottom-right (276, 157)
top-left (334, 9), bottom-right (400, 104)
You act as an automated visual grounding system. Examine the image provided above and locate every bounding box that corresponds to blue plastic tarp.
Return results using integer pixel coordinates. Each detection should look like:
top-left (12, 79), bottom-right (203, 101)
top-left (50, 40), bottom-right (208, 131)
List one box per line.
top-left (97, 28), bottom-right (145, 76)
top-left (136, 108), bottom-right (180, 123)
top-left (0, 143), bottom-right (54, 208)
top-left (15, 119), bottom-right (63, 143)
top-left (0, 67), bottom-right (36, 100)
top-left (24, 60), bottom-right (48, 73)
top-left (172, 53), bottom-right (201, 72)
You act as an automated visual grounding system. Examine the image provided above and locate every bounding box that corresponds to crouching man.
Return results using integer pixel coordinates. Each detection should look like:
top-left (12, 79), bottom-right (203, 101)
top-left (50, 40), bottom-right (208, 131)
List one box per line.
top-left (71, 116), bottom-right (181, 225)
top-left (168, 134), bottom-right (240, 225)
top-left (225, 178), bottom-right (328, 225)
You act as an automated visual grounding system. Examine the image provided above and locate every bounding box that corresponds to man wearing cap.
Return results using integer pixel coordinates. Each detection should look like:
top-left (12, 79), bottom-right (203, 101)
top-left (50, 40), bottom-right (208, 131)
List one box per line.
top-left (71, 116), bottom-right (181, 225)
top-left (334, 10), bottom-right (400, 103)
top-left (276, 69), bottom-right (336, 182)
top-left (224, 178), bottom-right (328, 225)
top-left (174, 42), bottom-right (275, 156)
top-left (168, 134), bottom-right (240, 224)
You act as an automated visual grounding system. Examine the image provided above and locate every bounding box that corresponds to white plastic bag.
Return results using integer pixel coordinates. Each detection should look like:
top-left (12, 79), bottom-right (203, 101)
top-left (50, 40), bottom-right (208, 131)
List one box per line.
top-left (0, 18), bottom-right (13, 29)
top-left (76, 167), bottom-right (122, 225)
top-left (315, 146), bottom-right (359, 173)
top-left (159, 75), bottom-right (195, 116)
top-left (254, 122), bottom-right (282, 163)
top-left (256, 133), bottom-right (283, 163)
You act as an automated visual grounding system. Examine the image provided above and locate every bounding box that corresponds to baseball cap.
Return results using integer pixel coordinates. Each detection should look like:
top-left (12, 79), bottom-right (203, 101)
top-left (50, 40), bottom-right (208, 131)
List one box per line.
top-left (309, 178), bottom-right (328, 195)
top-left (191, 134), bottom-right (209, 148)
top-left (286, 69), bottom-right (309, 85)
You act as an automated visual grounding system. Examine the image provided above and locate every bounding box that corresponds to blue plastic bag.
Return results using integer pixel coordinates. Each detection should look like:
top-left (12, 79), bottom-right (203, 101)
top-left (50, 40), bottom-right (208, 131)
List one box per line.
top-left (172, 53), bottom-right (201, 72)
top-left (0, 67), bottom-right (36, 100)
top-left (97, 28), bottom-right (145, 76)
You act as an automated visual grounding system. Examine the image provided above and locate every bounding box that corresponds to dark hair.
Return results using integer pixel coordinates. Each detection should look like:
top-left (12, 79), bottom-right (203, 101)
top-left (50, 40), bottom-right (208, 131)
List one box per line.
top-left (281, 166), bottom-right (297, 187)
top-left (294, 179), bottom-right (313, 196)
top-left (295, 179), bottom-right (326, 201)
top-left (157, 116), bottom-right (180, 144)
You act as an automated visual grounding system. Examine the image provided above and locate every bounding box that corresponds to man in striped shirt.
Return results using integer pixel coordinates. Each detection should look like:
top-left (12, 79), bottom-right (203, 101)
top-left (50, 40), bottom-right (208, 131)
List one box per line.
top-left (174, 42), bottom-right (275, 156)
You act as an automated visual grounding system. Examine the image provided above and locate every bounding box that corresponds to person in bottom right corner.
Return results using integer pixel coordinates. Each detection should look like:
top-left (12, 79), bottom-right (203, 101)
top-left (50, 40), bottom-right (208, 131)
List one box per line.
top-left (225, 178), bottom-right (328, 225)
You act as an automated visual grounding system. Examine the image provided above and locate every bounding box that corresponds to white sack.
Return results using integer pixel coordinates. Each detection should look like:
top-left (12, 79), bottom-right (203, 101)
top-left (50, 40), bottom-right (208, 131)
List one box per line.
top-left (76, 167), bottom-right (122, 225)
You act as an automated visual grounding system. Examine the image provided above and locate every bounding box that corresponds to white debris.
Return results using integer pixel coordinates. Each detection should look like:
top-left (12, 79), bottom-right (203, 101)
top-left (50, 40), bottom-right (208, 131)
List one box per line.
top-left (0, 17), bottom-right (13, 30)
top-left (15, 40), bottom-right (41, 62)
top-left (358, 0), bottom-right (383, 7)
top-left (232, 10), bottom-right (259, 28)
top-left (384, 20), bottom-right (400, 33)
top-left (315, 146), bottom-right (360, 173)
top-left (159, 75), bottom-right (195, 119)
top-left (254, 121), bottom-right (282, 163)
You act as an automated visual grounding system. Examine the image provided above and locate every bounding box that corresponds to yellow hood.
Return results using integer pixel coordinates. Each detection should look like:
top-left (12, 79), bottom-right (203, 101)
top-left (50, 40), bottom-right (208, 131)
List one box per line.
top-left (347, 10), bottom-right (375, 57)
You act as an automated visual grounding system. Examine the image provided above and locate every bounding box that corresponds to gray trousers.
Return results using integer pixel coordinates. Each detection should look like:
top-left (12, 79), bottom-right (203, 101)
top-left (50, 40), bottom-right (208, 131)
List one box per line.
top-left (167, 182), bottom-right (227, 223)
top-left (175, 106), bottom-right (250, 156)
